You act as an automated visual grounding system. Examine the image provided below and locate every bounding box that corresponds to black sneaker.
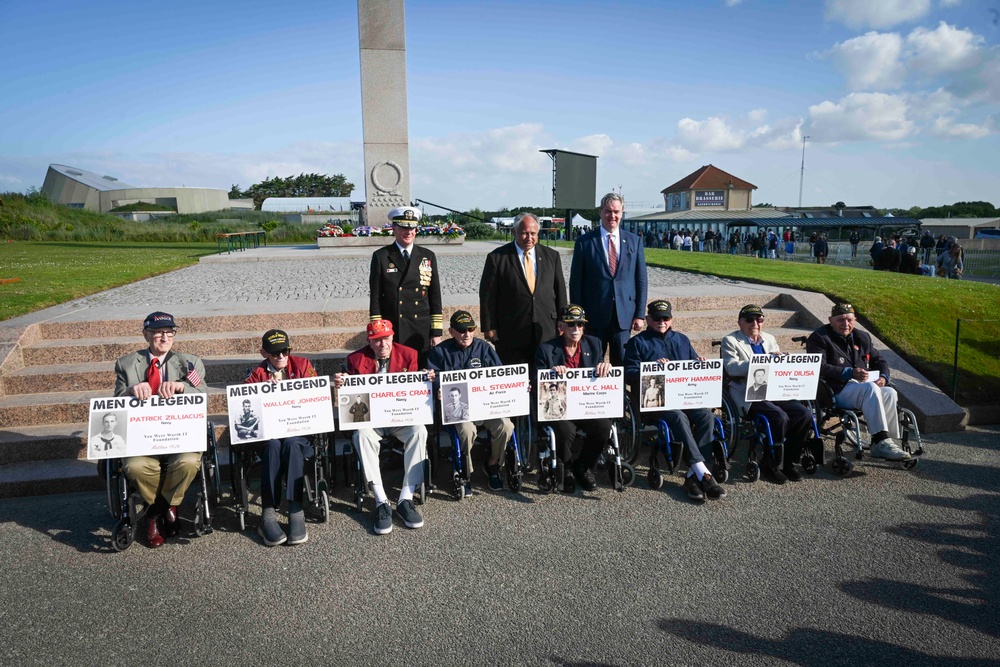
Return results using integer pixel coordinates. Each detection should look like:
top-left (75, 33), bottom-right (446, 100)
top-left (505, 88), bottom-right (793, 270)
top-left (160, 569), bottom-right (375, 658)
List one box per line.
top-left (373, 502), bottom-right (393, 535)
top-left (396, 499), bottom-right (424, 529)
top-left (701, 473), bottom-right (727, 499)
top-left (487, 464), bottom-right (503, 491)
top-left (683, 475), bottom-right (705, 501)
top-left (782, 465), bottom-right (803, 482)
top-left (762, 466), bottom-right (788, 485)
top-left (574, 462), bottom-right (598, 492)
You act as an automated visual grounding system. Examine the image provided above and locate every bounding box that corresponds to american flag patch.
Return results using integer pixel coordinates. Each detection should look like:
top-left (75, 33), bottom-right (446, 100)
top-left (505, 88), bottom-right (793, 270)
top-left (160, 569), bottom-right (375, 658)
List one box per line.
top-left (186, 361), bottom-right (203, 387)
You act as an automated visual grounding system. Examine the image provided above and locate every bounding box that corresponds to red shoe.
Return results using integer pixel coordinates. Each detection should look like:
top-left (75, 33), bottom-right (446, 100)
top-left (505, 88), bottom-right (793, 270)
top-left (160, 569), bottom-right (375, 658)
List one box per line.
top-left (163, 505), bottom-right (180, 537)
top-left (147, 516), bottom-right (164, 548)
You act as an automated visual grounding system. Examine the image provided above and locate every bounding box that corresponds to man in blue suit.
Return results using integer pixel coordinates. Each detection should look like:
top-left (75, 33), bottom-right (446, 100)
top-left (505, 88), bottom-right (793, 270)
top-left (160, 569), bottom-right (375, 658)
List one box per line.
top-left (569, 192), bottom-right (648, 365)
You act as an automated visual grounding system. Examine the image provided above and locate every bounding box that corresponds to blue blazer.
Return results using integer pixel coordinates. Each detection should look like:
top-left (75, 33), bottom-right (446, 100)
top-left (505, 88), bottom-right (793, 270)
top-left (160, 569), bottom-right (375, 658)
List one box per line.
top-left (535, 334), bottom-right (604, 371)
top-left (569, 227), bottom-right (647, 331)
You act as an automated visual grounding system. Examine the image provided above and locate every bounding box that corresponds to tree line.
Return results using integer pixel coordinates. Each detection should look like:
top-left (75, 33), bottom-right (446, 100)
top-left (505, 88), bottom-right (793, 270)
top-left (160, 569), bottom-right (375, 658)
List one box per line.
top-left (230, 173), bottom-right (354, 210)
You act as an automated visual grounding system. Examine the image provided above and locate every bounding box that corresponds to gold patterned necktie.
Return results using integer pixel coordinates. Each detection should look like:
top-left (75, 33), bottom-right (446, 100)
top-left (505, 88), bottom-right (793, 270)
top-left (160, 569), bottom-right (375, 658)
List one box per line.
top-left (524, 251), bottom-right (535, 293)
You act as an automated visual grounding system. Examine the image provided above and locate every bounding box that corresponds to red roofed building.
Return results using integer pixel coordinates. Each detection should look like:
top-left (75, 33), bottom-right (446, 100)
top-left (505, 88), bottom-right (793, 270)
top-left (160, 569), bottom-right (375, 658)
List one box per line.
top-left (661, 164), bottom-right (756, 212)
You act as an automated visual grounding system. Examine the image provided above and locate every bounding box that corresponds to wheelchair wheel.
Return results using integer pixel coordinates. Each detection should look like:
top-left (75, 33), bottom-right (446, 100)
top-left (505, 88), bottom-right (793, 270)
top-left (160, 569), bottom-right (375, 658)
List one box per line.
top-left (831, 455), bottom-right (853, 476)
top-left (648, 467), bottom-right (664, 490)
top-left (505, 445), bottom-right (522, 492)
top-left (800, 452), bottom-right (818, 475)
top-left (711, 464), bottom-right (729, 484)
top-left (617, 397), bottom-right (640, 465)
top-left (111, 518), bottom-right (134, 552)
top-left (319, 490), bottom-right (330, 523)
top-left (514, 416), bottom-right (536, 473)
top-left (745, 460), bottom-right (760, 483)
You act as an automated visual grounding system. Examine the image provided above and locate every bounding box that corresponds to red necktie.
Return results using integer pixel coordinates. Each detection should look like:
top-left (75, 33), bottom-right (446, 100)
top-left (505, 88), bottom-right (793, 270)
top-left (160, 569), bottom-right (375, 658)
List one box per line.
top-left (609, 236), bottom-right (618, 277)
top-left (147, 358), bottom-right (161, 395)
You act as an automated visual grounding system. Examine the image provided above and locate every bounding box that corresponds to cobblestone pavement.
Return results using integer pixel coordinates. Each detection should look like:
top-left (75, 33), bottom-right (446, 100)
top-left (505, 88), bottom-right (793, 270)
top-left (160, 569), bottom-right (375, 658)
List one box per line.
top-left (69, 256), bottom-right (728, 306)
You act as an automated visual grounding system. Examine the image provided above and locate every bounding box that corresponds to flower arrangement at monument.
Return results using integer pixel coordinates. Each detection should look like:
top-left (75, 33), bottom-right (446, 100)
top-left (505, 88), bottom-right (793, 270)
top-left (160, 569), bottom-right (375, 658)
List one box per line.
top-left (316, 221), bottom-right (464, 240)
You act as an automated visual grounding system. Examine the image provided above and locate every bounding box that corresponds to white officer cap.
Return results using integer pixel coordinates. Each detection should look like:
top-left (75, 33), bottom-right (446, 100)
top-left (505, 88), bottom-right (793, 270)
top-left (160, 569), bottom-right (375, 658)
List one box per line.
top-left (388, 206), bottom-right (422, 227)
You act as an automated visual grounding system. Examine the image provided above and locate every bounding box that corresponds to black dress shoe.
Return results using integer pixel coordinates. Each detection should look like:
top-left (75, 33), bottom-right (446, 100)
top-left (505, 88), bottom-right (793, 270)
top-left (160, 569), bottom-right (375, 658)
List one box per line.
top-left (573, 462), bottom-right (598, 492)
top-left (782, 466), bottom-right (803, 482)
top-left (762, 466), bottom-right (787, 485)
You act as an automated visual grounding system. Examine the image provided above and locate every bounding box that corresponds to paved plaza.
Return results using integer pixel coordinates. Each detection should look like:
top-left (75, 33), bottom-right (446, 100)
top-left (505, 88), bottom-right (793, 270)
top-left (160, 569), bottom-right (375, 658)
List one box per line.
top-left (1, 425), bottom-right (998, 666)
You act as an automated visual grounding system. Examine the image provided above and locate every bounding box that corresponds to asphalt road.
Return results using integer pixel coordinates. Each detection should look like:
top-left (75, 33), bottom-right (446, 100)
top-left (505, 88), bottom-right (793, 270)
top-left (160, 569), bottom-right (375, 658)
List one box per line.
top-left (2, 426), bottom-right (998, 667)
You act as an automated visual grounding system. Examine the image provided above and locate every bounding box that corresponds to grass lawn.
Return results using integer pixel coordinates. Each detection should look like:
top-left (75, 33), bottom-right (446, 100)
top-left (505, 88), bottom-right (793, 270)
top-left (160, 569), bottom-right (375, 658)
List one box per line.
top-left (639, 248), bottom-right (1000, 407)
top-left (0, 241), bottom-right (216, 321)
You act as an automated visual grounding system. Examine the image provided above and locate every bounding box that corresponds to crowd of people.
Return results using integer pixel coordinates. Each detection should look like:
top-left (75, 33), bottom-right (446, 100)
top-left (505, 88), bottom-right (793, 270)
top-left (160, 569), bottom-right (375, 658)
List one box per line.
top-left (110, 195), bottom-right (918, 547)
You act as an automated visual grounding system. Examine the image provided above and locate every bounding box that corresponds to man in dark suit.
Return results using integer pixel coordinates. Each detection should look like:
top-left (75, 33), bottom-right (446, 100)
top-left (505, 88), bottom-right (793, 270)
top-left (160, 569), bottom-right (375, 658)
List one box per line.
top-left (479, 212), bottom-right (567, 367)
top-left (369, 206), bottom-right (442, 363)
top-left (569, 193), bottom-right (647, 365)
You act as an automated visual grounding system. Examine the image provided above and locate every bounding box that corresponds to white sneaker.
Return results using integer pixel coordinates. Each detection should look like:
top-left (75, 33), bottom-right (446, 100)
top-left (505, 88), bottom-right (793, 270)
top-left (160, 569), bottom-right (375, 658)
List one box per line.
top-left (870, 438), bottom-right (910, 461)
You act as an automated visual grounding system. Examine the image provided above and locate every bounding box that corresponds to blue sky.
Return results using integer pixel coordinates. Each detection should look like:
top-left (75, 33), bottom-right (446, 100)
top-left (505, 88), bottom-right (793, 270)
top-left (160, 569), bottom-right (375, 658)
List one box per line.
top-left (1, 0), bottom-right (997, 211)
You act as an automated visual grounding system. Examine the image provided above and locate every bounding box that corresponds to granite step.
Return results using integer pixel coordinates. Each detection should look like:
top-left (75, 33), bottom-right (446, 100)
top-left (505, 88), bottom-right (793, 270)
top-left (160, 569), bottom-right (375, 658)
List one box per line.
top-left (20, 328), bottom-right (369, 366)
top-left (669, 308), bottom-right (802, 333)
top-left (686, 327), bottom-right (817, 357)
top-left (3, 352), bottom-right (354, 395)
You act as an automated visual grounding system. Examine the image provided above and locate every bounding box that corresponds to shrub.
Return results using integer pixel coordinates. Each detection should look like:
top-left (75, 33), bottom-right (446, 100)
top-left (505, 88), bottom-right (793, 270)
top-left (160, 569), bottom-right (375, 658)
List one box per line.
top-left (260, 220), bottom-right (280, 232)
top-left (462, 221), bottom-right (497, 240)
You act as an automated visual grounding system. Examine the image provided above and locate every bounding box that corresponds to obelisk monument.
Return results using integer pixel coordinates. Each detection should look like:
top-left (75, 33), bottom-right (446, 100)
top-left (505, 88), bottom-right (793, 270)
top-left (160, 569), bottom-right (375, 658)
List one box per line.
top-left (358, 0), bottom-right (410, 224)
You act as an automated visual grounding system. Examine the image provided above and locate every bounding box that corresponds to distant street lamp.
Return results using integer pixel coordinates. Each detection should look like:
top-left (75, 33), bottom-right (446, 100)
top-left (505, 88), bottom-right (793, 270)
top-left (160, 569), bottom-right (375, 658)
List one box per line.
top-left (798, 135), bottom-right (811, 208)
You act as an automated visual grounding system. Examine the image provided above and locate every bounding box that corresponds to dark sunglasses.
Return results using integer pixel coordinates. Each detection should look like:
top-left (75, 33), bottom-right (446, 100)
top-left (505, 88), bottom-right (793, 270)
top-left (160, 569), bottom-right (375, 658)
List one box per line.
top-left (650, 316), bottom-right (671, 323)
top-left (562, 322), bottom-right (585, 328)
top-left (269, 349), bottom-right (292, 357)
top-left (743, 316), bottom-right (764, 323)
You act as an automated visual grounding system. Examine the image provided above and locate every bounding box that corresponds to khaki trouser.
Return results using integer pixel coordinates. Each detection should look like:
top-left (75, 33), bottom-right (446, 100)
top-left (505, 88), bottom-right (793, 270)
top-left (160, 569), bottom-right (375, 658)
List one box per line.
top-left (124, 453), bottom-right (201, 506)
top-left (451, 417), bottom-right (514, 472)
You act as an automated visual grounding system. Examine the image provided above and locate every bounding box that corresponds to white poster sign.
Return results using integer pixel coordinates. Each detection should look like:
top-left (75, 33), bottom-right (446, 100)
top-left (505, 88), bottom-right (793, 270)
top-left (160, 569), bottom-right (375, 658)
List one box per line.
top-left (640, 359), bottom-right (723, 411)
top-left (227, 376), bottom-right (335, 444)
top-left (86, 394), bottom-right (207, 460)
top-left (745, 353), bottom-right (822, 402)
top-left (536, 367), bottom-right (624, 422)
top-left (337, 372), bottom-right (434, 430)
top-left (439, 364), bottom-right (529, 425)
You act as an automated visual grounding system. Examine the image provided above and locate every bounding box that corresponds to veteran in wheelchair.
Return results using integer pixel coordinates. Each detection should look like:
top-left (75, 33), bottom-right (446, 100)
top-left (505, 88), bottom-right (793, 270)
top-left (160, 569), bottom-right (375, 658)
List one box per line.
top-left (624, 300), bottom-right (727, 502)
top-left (113, 311), bottom-right (208, 548)
top-left (334, 319), bottom-right (432, 535)
top-left (806, 303), bottom-right (914, 464)
top-left (720, 304), bottom-right (815, 484)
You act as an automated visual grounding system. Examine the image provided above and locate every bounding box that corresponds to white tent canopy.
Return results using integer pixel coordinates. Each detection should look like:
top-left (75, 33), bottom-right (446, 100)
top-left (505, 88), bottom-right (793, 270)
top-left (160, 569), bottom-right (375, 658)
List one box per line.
top-left (572, 213), bottom-right (592, 229)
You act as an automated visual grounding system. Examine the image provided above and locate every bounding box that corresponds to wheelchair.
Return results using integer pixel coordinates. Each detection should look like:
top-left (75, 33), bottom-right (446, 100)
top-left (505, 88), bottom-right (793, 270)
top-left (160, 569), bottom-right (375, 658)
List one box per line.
top-left (813, 378), bottom-right (923, 476)
top-left (535, 416), bottom-right (636, 494)
top-left (343, 429), bottom-right (431, 512)
top-left (441, 420), bottom-right (526, 498)
top-left (715, 387), bottom-right (824, 482)
top-left (228, 432), bottom-right (332, 532)
top-left (104, 421), bottom-right (222, 552)
top-left (622, 382), bottom-right (731, 490)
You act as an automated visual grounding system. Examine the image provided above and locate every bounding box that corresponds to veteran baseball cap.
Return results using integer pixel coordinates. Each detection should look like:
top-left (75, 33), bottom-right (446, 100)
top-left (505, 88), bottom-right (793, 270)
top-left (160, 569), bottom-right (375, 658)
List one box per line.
top-left (739, 304), bottom-right (764, 320)
top-left (388, 206), bottom-right (422, 228)
top-left (450, 310), bottom-right (476, 332)
top-left (831, 303), bottom-right (856, 316)
top-left (559, 304), bottom-right (588, 324)
top-left (367, 319), bottom-right (394, 340)
top-left (647, 300), bottom-right (673, 319)
top-left (143, 311), bottom-right (177, 330)
top-left (262, 329), bottom-right (290, 354)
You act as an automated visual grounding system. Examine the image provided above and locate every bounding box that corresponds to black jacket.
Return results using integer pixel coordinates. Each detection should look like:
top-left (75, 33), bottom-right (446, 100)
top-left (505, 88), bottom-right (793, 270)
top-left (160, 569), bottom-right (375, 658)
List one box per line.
top-left (806, 324), bottom-right (890, 393)
top-left (369, 243), bottom-right (442, 354)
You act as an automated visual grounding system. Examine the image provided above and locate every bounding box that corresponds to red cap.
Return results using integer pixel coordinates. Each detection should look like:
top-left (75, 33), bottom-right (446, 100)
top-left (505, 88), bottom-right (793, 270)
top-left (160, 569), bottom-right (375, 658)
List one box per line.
top-left (367, 319), bottom-right (394, 340)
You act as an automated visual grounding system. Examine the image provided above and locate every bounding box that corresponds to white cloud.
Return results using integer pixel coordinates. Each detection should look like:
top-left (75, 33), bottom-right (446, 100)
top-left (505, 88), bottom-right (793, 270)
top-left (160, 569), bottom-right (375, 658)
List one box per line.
top-left (825, 0), bottom-right (932, 29)
top-left (906, 21), bottom-right (983, 77)
top-left (674, 113), bottom-right (802, 152)
top-left (830, 31), bottom-right (906, 90)
top-left (929, 115), bottom-right (994, 138)
top-left (807, 92), bottom-right (915, 141)
top-left (0, 175), bottom-right (22, 184)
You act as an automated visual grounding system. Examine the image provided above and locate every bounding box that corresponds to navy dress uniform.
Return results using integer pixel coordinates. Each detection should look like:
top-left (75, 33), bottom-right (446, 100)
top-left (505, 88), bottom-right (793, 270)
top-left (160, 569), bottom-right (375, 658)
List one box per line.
top-left (369, 206), bottom-right (443, 360)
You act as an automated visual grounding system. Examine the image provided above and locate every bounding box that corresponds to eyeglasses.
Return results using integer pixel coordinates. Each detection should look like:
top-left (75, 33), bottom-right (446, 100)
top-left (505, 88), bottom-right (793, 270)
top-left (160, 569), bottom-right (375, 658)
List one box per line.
top-left (650, 316), bottom-right (671, 323)
top-left (269, 349), bottom-right (291, 357)
top-left (743, 316), bottom-right (764, 323)
top-left (562, 322), bottom-right (585, 328)
top-left (147, 330), bottom-right (176, 338)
